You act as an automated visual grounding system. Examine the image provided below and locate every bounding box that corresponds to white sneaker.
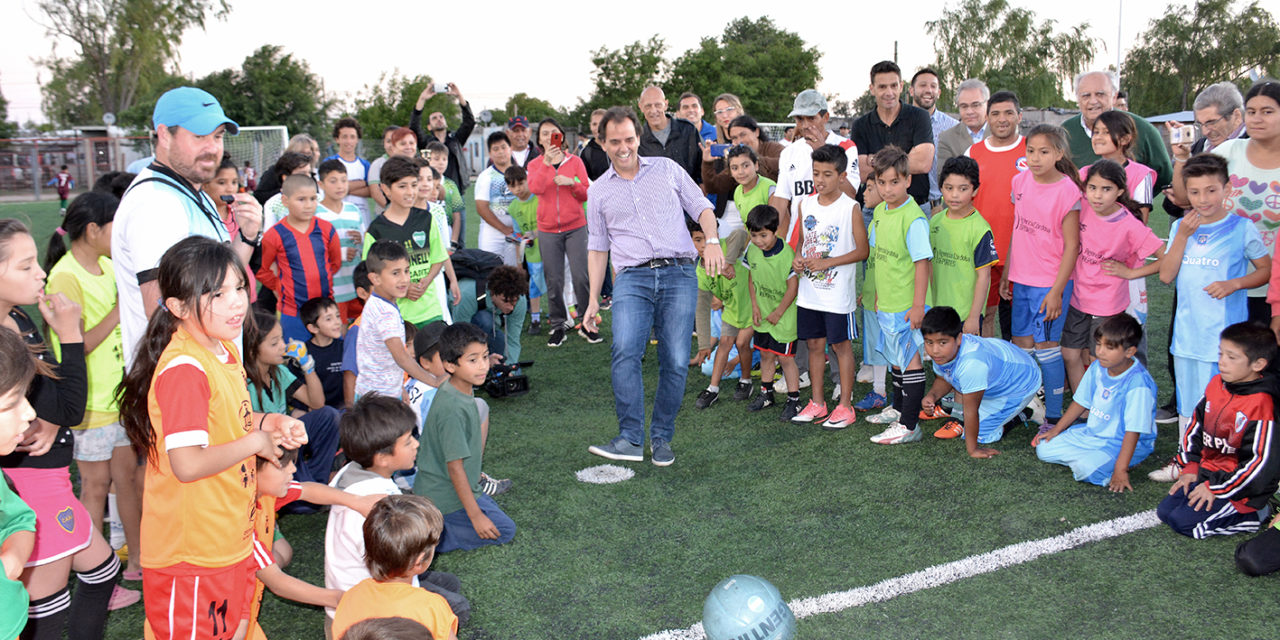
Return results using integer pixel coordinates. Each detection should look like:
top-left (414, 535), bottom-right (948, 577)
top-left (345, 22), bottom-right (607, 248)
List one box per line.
top-left (831, 383), bottom-right (841, 401)
top-left (1147, 461), bottom-right (1182, 482)
top-left (870, 422), bottom-right (923, 445)
top-left (1024, 395), bottom-right (1046, 426)
top-left (855, 365), bottom-right (873, 383)
top-left (865, 407), bottom-right (901, 425)
top-left (774, 371), bottom-right (811, 393)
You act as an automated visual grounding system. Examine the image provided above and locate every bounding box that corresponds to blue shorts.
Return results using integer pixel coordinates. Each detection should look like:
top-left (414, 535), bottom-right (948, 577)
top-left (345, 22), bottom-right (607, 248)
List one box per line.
top-left (527, 261), bottom-right (546, 299)
top-left (861, 307), bottom-right (889, 366)
top-left (1173, 356), bottom-right (1219, 417)
top-left (875, 309), bottom-right (925, 369)
top-left (797, 307), bottom-right (857, 344)
top-left (970, 387), bottom-right (1041, 444)
top-left (1036, 425), bottom-right (1155, 486)
top-left (1011, 281), bottom-right (1074, 343)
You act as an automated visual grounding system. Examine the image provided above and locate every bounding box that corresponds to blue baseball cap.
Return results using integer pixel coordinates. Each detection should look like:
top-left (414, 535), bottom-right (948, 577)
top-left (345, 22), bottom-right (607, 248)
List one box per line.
top-left (152, 87), bottom-right (239, 136)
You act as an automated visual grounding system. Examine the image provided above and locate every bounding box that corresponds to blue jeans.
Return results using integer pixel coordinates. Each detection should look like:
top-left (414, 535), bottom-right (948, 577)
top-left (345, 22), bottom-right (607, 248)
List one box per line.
top-left (438, 494), bottom-right (516, 552)
top-left (610, 262), bottom-right (697, 446)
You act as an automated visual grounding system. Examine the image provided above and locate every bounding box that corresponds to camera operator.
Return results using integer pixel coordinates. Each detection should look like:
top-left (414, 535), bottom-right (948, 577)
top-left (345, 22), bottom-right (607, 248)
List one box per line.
top-left (452, 262), bottom-right (529, 367)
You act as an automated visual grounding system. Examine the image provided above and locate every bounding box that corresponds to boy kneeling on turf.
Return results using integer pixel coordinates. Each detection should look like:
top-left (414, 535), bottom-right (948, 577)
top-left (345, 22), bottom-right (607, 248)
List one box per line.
top-left (1157, 322), bottom-right (1280, 539)
top-left (920, 307), bottom-right (1044, 458)
top-left (1033, 314), bottom-right (1158, 491)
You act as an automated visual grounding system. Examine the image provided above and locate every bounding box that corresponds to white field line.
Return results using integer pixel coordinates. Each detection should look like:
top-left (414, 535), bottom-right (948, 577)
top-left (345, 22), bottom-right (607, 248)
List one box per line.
top-left (640, 509), bottom-right (1161, 640)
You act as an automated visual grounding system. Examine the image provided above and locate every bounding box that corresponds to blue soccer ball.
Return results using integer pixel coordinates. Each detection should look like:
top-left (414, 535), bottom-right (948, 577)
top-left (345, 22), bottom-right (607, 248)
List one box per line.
top-left (702, 574), bottom-right (796, 640)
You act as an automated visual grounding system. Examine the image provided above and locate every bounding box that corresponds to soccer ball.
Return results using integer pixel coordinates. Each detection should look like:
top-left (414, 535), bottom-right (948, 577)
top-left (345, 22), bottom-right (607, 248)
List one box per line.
top-left (702, 575), bottom-right (795, 640)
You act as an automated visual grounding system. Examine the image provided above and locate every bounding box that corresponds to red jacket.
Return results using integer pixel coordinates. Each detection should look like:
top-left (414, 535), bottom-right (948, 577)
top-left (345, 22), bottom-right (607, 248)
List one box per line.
top-left (527, 153), bottom-right (589, 234)
top-left (1177, 373), bottom-right (1280, 511)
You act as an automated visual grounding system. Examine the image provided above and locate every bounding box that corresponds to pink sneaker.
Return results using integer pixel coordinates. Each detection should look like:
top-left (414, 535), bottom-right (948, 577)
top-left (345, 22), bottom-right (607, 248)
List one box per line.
top-left (821, 405), bottom-right (857, 430)
top-left (108, 585), bottom-right (141, 611)
top-left (790, 400), bottom-right (829, 423)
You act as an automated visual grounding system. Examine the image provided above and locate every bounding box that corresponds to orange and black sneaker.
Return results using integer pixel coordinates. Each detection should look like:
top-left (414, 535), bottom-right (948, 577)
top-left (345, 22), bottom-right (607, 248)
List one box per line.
top-left (919, 404), bottom-right (951, 421)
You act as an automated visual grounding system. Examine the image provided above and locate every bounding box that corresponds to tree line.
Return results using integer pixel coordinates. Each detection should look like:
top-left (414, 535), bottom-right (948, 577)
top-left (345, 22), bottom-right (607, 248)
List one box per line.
top-left (7, 0), bottom-right (1278, 142)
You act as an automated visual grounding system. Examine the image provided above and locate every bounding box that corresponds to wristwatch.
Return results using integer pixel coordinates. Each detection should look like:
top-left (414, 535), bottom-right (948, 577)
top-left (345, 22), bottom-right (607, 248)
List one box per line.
top-left (239, 228), bottom-right (262, 248)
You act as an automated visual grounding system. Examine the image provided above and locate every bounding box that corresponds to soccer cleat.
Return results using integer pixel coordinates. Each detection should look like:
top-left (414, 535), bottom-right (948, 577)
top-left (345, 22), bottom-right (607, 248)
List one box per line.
top-left (790, 400), bottom-right (829, 423)
top-left (734, 380), bottom-right (753, 401)
top-left (779, 398), bottom-right (803, 422)
top-left (529, 320), bottom-right (542, 335)
top-left (599, 295), bottom-right (612, 310)
top-left (578, 327), bottom-right (603, 344)
top-left (774, 371), bottom-right (810, 392)
top-left (588, 437), bottom-right (643, 462)
top-left (108, 585), bottom-right (141, 611)
top-left (695, 389), bottom-right (719, 409)
top-left (870, 422), bottom-right (923, 445)
top-left (919, 404), bottom-right (951, 420)
top-left (933, 419), bottom-right (964, 439)
top-left (865, 407), bottom-right (901, 425)
top-left (821, 405), bottom-right (857, 430)
top-left (478, 472), bottom-right (512, 496)
top-left (650, 439), bottom-right (675, 466)
top-left (547, 328), bottom-right (566, 347)
top-left (1154, 407), bottom-right (1179, 424)
top-left (854, 391), bottom-right (888, 411)
top-left (1024, 395), bottom-right (1047, 426)
top-left (1148, 461), bottom-right (1182, 482)
top-left (855, 364), bottom-right (874, 383)
top-left (748, 391), bottom-right (776, 412)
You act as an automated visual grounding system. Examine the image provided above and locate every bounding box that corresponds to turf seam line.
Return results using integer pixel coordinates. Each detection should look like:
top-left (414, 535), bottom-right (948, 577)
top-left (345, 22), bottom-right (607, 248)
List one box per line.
top-left (639, 509), bottom-right (1161, 640)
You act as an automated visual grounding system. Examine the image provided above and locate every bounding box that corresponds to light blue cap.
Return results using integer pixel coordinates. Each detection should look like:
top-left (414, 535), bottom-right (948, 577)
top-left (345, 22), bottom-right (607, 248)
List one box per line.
top-left (152, 87), bottom-right (239, 135)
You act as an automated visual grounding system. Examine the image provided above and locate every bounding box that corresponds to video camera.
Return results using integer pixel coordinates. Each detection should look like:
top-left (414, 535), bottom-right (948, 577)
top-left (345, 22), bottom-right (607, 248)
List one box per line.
top-left (483, 361), bottom-right (534, 398)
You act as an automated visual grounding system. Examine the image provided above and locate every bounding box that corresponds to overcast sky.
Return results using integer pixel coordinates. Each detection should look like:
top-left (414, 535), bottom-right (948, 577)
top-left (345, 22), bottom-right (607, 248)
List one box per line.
top-left (3, 0), bottom-right (1273, 126)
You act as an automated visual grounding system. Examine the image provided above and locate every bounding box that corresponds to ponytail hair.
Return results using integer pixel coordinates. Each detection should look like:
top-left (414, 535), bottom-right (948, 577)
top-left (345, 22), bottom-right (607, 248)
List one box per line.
top-left (119, 236), bottom-right (248, 462)
top-left (241, 308), bottom-right (282, 409)
top-left (44, 191), bottom-right (119, 273)
top-left (1026, 124), bottom-right (1083, 191)
top-left (1085, 160), bottom-right (1144, 221)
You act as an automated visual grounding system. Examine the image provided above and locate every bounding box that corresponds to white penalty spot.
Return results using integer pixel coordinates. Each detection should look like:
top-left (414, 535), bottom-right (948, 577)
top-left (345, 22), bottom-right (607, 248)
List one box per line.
top-left (576, 464), bottom-right (636, 484)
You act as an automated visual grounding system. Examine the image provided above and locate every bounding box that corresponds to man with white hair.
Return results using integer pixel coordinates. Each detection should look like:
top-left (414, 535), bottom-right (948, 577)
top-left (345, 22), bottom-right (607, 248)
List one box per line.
top-left (1065, 70), bottom-right (1173, 189)
top-left (936, 79), bottom-right (989, 168)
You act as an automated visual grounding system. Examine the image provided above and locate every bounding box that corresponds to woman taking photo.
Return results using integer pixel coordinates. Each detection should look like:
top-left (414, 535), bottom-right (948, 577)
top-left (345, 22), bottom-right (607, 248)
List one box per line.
top-left (528, 118), bottom-right (594, 346)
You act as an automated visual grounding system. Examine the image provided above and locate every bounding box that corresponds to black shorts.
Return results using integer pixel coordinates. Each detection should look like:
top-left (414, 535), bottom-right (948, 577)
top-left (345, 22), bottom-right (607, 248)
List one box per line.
top-left (1060, 306), bottom-right (1115, 353)
top-left (754, 330), bottom-right (797, 357)
top-left (796, 307), bottom-right (857, 344)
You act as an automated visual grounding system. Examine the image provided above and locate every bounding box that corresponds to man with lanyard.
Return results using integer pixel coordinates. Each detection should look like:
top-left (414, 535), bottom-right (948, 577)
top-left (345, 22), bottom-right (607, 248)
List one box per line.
top-left (1065, 70), bottom-right (1173, 190)
top-left (852, 60), bottom-right (935, 215)
top-left (909, 67), bottom-right (958, 216)
top-left (112, 87), bottom-right (263, 365)
top-left (581, 107), bottom-right (724, 467)
top-left (937, 79), bottom-right (989, 169)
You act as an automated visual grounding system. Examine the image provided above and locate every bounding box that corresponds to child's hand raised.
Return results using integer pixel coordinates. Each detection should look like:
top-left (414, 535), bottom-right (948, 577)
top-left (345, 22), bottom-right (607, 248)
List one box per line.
top-left (37, 292), bottom-right (82, 342)
top-left (284, 340), bottom-right (315, 375)
top-left (260, 413), bottom-right (308, 450)
top-left (1176, 212), bottom-right (1202, 238)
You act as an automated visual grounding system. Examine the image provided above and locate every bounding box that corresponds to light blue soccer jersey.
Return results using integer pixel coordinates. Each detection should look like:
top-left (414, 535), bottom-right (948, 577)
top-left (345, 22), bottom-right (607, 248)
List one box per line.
top-left (932, 334), bottom-right (1041, 400)
top-left (1072, 359), bottom-right (1157, 452)
top-left (1168, 215), bottom-right (1267, 362)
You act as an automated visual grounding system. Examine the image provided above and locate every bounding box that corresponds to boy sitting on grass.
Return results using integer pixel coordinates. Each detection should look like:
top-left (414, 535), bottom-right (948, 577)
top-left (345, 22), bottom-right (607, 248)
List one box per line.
top-left (919, 306), bottom-right (1044, 458)
top-left (414, 323), bottom-right (516, 552)
top-left (325, 396), bottom-right (470, 628)
top-left (743, 204), bottom-right (802, 421)
top-left (1033, 314), bottom-right (1157, 490)
top-left (246, 448), bottom-right (383, 638)
top-left (301, 297), bottom-right (347, 409)
top-left (1157, 322), bottom-right (1280, 539)
top-left (331, 495), bottom-right (459, 640)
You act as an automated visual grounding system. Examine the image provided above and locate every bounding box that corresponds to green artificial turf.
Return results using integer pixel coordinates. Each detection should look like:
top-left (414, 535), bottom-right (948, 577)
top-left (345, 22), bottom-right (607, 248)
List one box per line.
top-left (4, 195), bottom-right (1276, 640)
